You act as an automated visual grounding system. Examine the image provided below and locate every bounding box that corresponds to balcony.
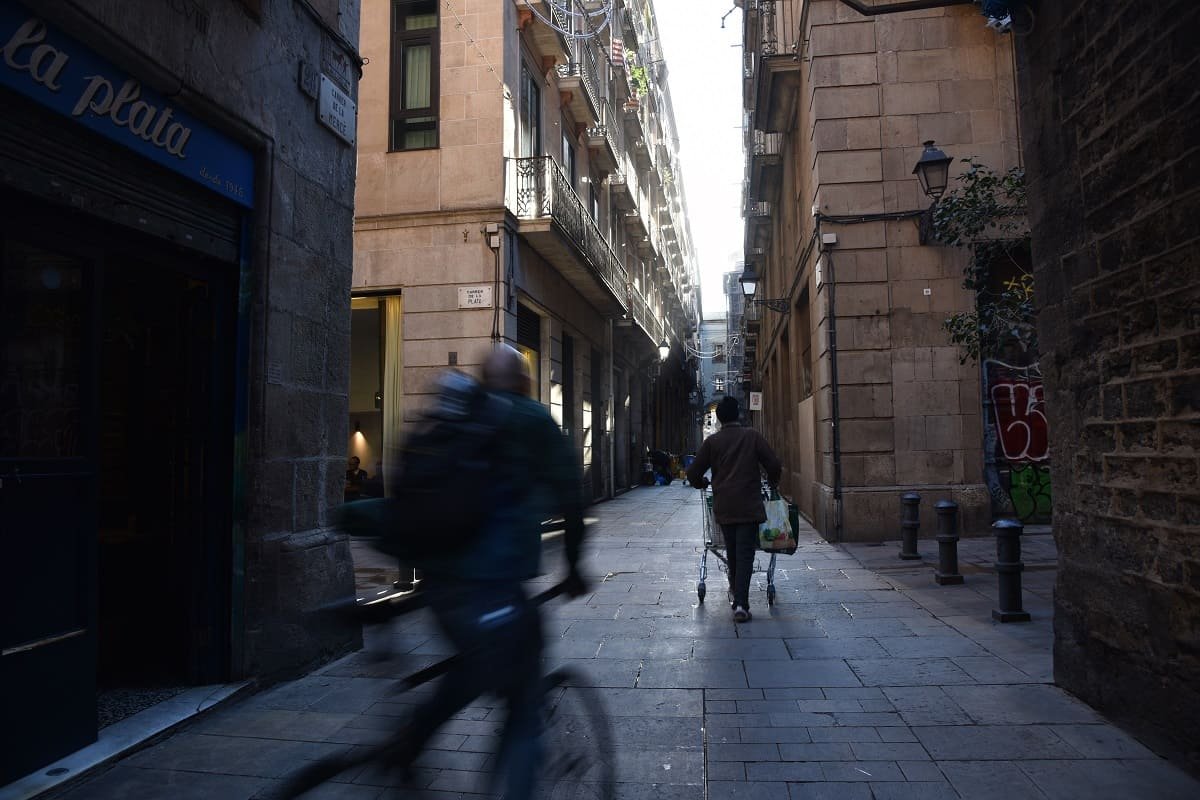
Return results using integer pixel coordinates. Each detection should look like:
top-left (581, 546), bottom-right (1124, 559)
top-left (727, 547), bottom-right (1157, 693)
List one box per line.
top-left (746, 200), bottom-right (772, 224)
top-left (631, 134), bottom-right (652, 171)
top-left (557, 38), bottom-right (603, 127)
top-left (518, 1), bottom-right (570, 62)
top-left (625, 282), bottom-right (664, 349)
top-left (506, 156), bottom-right (628, 315)
top-left (748, 130), bottom-right (782, 200)
top-left (624, 211), bottom-right (649, 243)
top-left (586, 99), bottom-right (624, 174)
top-left (607, 173), bottom-right (635, 211)
top-left (654, 143), bottom-right (672, 178)
top-left (622, 96), bottom-right (647, 141)
top-left (749, 0), bottom-right (803, 132)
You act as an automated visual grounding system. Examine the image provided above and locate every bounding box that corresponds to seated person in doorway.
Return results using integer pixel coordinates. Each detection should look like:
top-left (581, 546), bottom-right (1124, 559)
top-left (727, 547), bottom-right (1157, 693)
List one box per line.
top-left (360, 460), bottom-right (385, 498)
top-left (686, 396), bottom-right (782, 623)
top-left (345, 456), bottom-right (369, 501)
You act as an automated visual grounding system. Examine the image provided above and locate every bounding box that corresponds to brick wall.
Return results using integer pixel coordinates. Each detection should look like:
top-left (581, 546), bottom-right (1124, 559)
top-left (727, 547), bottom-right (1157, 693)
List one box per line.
top-left (1016, 0), bottom-right (1200, 771)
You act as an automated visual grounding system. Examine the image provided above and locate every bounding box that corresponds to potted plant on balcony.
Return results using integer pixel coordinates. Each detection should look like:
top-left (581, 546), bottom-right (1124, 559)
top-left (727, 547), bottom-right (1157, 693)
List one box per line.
top-left (629, 65), bottom-right (649, 98)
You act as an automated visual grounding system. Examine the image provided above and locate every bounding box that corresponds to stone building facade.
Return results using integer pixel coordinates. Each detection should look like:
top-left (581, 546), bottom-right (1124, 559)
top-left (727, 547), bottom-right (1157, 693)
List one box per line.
top-left (1017, 0), bottom-right (1200, 772)
top-left (0, 0), bottom-right (360, 784)
top-left (740, 0), bottom-right (1022, 540)
top-left (698, 313), bottom-right (729, 437)
top-left (352, 0), bottom-right (699, 499)
top-left (720, 266), bottom-right (751, 419)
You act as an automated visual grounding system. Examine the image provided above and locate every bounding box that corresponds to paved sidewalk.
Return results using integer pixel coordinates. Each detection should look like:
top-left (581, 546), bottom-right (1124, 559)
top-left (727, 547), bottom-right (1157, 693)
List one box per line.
top-left (52, 484), bottom-right (1199, 799)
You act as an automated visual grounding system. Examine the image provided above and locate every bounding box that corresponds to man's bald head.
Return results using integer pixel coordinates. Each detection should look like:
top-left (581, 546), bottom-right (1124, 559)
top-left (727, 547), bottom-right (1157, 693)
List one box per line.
top-left (482, 345), bottom-right (531, 395)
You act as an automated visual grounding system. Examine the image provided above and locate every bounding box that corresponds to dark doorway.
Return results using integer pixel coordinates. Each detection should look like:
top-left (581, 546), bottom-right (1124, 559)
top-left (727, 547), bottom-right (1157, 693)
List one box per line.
top-left (0, 195), bottom-right (236, 782)
top-left (96, 255), bottom-right (234, 693)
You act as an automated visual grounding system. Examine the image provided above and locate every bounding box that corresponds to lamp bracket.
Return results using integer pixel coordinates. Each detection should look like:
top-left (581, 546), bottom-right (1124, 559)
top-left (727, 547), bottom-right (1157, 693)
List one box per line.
top-left (754, 298), bottom-right (791, 314)
top-left (918, 201), bottom-right (937, 245)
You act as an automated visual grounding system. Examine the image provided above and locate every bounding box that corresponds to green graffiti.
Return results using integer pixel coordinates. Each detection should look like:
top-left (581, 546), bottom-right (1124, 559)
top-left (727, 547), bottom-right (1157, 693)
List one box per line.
top-left (1009, 464), bottom-right (1051, 521)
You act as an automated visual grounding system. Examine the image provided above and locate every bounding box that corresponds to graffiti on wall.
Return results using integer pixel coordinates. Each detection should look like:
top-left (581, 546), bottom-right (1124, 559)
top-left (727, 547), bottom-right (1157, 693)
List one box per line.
top-left (984, 359), bottom-right (1051, 522)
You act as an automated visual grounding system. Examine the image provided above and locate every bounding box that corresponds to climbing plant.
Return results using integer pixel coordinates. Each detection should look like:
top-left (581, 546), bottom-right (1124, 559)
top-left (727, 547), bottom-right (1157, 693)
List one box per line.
top-left (931, 160), bottom-right (1034, 364)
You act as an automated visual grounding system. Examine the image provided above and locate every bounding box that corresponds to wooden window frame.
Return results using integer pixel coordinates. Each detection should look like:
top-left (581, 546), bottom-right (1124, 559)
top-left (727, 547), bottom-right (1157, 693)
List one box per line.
top-left (519, 60), bottom-right (543, 157)
top-left (389, 0), bottom-right (440, 152)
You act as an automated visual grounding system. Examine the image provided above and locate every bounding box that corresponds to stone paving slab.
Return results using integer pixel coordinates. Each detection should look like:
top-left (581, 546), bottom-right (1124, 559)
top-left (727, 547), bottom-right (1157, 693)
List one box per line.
top-left (50, 483), bottom-right (1200, 799)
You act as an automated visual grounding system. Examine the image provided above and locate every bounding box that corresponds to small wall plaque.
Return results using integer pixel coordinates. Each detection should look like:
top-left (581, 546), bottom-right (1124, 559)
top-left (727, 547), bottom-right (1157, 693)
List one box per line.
top-left (457, 286), bottom-right (493, 309)
top-left (318, 75), bottom-right (356, 146)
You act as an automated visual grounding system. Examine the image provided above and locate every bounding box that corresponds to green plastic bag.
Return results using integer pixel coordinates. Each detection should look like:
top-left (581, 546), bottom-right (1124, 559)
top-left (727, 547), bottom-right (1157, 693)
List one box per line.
top-left (758, 496), bottom-right (797, 554)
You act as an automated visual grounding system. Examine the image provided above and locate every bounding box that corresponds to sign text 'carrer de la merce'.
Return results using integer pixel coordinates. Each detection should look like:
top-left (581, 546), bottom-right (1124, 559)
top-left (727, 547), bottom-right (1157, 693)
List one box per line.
top-left (0, 0), bottom-right (254, 208)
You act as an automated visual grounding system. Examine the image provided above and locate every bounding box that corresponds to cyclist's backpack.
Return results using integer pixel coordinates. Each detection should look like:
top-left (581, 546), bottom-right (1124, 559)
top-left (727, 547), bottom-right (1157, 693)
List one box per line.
top-left (339, 371), bottom-right (512, 561)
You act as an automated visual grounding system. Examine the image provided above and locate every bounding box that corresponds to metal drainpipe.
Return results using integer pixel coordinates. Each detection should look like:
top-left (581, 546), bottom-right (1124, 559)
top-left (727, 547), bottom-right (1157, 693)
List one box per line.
top-left (821, 225), bottom-right (844, 541)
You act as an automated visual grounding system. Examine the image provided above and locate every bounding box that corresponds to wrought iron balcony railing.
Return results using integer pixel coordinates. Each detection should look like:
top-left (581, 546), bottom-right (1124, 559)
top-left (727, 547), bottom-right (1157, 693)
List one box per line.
top-left (745, 200), bottom-right (772, 220)
top-left (586, 98), bottom-right (624, 171)
top-left (607, 169), bottom-right (637, 210)
top-left (506, 155), bottom-right (627, 305)
top-left (627, 282), bottom-right (664, 348)
top-left (752, 130), bottom-right (782, 157)
top-left (558, 38), bottom-right (604, 120)
top-left (755, 0), bottom-right (802, 58)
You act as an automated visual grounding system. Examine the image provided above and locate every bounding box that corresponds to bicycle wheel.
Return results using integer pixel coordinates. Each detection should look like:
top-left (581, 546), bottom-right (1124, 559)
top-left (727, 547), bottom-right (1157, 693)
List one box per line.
top-left (537, 667), bottom-right (615, 800)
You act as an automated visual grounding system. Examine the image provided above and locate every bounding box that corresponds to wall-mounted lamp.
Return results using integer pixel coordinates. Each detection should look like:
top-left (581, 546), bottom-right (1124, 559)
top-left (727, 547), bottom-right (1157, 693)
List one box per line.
top-left (913, 140), bottom-right (953, 244)
top-left (738, 265), bottom-right (790, 314)
top-left (373, 391), bottom-right (382, 409)
top-left (354, 419), bottom-right (362, 436)
top-left (913, 140), bottom-right (952, 201)
top-left (658, 339), bottom-right (670, 361)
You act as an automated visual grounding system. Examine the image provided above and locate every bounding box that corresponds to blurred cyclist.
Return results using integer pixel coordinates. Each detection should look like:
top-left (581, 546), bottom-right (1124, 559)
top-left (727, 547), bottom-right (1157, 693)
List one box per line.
top-left (396, 345), bottom-right (588, 798)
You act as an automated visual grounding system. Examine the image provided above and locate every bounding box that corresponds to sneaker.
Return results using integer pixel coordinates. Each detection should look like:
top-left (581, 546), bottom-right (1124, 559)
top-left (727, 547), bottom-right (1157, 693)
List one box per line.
top-left (733, 606), bottom-right (752, 623)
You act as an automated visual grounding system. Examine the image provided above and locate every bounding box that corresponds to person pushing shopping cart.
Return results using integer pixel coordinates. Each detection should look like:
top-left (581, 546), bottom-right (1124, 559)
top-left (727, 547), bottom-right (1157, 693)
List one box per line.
top-left (685, 396), bottom-right (782, 622)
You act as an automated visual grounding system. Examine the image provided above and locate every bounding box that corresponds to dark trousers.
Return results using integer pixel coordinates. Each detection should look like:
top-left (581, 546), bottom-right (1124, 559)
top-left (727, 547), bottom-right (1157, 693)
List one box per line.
top-left (721, 522), bottom-right (759, 609)
top-left (406, 578), bottom-right (544, 798)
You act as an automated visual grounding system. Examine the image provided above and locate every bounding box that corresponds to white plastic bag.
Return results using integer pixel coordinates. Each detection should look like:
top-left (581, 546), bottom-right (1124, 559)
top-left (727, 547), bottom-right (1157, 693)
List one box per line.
top-left (758, 497), bottom-right (797, 554)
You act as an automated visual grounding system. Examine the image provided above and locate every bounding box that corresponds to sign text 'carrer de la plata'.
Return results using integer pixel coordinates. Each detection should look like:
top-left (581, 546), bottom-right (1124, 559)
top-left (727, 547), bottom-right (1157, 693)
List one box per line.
top-left (457, 286), bottom-right (493, 309)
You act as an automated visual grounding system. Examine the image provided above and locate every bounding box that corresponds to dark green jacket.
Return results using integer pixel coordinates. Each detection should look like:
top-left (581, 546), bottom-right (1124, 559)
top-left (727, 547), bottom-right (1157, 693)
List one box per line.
top-left (423, 393), bottom-right (585, 582)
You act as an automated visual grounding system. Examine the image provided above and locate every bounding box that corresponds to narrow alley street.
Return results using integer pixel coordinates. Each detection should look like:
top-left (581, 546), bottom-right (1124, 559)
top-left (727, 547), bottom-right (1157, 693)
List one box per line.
top-left (51, 485), bottom-right (1199, 800)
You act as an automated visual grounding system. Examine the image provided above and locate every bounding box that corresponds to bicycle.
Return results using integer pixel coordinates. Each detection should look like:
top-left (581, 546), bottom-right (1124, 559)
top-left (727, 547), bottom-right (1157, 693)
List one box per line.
top-left (261, 580), bottom-right (615, 800)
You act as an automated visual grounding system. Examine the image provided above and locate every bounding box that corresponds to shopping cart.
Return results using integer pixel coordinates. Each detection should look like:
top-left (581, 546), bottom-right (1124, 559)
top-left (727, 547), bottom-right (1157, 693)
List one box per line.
top-left (697, 485), bottom-right (780, 607)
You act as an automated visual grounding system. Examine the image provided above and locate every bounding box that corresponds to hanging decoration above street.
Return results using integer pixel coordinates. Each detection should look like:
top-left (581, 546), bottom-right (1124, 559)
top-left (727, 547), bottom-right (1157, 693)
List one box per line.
top-left (525, 0), bottom-right (614, 40)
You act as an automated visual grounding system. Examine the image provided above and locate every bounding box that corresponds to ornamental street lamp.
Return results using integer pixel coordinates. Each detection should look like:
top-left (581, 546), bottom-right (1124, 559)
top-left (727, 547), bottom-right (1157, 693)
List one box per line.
top-left (912, 140), bottom-right (953, 244)
top-left (738, 265), bottom-right (790, 314)
top-left (658, 339), bottom-right (670, 361)
top-left (912, 140), bottom-right (953, 200)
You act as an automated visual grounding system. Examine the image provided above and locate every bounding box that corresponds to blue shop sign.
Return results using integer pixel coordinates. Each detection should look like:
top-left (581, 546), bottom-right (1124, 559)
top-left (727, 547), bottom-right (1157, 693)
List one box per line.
top-left (0, 1), bottom-right (254, 208)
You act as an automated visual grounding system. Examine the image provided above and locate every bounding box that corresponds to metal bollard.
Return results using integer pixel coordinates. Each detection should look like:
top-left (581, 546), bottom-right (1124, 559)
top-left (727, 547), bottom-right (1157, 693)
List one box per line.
top-left (934, 500), bottom-right (964, 585)
top-left (899, 492), bottom-right (921, 560)
top-left (992, 518), bottom-right (1031, 622)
